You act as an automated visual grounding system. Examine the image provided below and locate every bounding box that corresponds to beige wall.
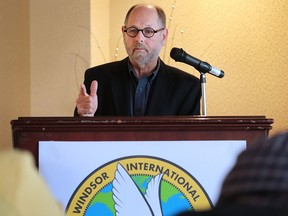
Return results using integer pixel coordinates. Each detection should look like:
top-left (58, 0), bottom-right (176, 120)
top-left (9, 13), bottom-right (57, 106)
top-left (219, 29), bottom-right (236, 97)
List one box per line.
top-left (0, 0), bottom-right (30, 150)
top-left (1, 0), bottom-right (288, 150)
top-left (29, 0), bottom-right (91, 116)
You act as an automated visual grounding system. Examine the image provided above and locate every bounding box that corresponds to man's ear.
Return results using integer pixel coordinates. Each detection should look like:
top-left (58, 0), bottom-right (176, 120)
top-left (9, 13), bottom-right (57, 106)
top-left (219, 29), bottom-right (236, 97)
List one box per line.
top-left (161, 28), bottom-right (168, 45)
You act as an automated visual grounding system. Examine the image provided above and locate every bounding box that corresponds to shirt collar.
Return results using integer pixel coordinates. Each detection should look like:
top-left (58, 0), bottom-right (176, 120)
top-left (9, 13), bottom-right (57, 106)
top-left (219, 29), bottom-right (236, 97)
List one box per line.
top-left (128, 59), bottom-right (160, 83)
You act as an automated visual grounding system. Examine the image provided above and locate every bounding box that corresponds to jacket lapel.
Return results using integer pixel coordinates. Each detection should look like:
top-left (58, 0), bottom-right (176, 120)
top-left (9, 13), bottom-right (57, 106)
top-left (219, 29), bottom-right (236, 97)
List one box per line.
top-left (110, 58), bottom-right (131, 116)
top-left (146, 61), bottom-right (174, 115)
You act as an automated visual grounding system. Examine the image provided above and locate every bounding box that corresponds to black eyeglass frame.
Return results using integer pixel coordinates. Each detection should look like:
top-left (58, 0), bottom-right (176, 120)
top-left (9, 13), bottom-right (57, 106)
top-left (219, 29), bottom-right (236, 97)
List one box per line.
top-left (124, 26), bottom-right (165, 38)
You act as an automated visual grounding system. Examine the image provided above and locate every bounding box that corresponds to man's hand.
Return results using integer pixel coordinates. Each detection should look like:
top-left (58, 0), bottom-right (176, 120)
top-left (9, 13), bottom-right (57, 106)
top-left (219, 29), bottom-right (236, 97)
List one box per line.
top-left (76, 80), bottom-right (98, 117)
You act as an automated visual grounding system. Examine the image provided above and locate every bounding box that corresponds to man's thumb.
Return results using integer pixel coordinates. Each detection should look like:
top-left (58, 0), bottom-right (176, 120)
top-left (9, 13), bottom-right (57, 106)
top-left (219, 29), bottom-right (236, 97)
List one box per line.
top-left (90, 80), bottom-right (98, 98)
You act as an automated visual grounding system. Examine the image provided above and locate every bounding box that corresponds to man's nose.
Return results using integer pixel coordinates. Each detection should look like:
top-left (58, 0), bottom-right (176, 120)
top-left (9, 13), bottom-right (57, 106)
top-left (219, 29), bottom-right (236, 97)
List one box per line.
top-left (135, 30), bottom-right (145, 42)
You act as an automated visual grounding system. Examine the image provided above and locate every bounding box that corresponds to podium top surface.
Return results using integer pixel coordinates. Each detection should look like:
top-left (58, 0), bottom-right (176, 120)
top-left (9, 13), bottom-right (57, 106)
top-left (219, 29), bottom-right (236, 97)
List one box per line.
top-left (11, 116), bottom-right (273, 131)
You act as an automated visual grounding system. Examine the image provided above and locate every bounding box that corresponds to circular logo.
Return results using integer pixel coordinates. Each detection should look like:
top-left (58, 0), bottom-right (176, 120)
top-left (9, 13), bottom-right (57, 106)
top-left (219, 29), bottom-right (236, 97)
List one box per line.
top-left (66, 156), bottom-right (212, 215)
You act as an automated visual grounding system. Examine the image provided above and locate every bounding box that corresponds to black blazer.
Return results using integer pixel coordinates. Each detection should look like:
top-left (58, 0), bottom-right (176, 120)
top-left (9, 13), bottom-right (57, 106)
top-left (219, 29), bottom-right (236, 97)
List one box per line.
top-left (74, 58), bottom-right (201, 116)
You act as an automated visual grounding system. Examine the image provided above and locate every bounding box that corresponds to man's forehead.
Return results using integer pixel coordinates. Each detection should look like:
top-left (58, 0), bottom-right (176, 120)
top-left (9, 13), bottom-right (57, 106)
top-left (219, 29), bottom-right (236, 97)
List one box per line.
top-left (126, 6), bottom-right (159, 26)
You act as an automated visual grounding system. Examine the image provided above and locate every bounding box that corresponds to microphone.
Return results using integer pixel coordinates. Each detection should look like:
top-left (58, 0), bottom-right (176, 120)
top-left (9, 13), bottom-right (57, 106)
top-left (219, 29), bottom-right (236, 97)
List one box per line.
top-left (170, 47), bottom-right (224, 78)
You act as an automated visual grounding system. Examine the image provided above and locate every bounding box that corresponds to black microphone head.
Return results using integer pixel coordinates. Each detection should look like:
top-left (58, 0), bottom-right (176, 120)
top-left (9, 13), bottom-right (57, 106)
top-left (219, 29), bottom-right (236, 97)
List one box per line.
top-left (170, 47), bottom-right (184, 62)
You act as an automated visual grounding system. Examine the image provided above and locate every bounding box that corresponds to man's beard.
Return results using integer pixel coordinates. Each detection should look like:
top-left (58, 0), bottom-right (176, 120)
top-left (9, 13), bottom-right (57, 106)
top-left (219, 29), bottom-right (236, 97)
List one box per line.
top-left (131, 45), bottom-right (156, 67)
top-left (133, 52), bottom-right (150, 66)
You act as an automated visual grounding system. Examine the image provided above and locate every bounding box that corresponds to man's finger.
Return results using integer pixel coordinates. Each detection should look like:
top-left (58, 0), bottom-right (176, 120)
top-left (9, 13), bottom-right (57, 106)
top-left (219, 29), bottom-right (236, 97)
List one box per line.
top-left (79, 84), bottom-right (88, 96)
top-left (90, 80), bottom-right (98, 98)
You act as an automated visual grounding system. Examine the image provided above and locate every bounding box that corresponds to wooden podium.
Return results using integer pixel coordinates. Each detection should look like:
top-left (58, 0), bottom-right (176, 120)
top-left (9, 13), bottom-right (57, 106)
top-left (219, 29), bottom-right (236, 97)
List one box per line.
top-left (11, 116), bottom-right (273, 166)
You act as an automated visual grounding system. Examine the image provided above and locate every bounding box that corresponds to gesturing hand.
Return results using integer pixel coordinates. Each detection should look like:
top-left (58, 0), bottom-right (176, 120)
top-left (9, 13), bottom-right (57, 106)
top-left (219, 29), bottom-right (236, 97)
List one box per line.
top-left (76, 80), bottom-right (98, 117)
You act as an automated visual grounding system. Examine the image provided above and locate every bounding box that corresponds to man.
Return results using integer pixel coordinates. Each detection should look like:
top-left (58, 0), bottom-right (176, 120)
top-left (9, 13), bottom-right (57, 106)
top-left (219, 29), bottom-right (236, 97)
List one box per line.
top-left (75, 4), bottom-right (201, 117)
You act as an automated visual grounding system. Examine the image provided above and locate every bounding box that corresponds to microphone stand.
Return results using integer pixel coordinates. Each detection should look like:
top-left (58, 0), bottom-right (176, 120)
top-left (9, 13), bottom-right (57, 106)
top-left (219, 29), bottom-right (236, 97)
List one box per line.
top-left (200, 73), bottom-right (207, 116)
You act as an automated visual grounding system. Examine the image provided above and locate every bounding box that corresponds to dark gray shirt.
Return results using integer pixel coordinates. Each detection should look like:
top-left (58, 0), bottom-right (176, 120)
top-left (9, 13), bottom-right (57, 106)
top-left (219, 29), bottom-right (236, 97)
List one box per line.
top-left (128, 60), bottom-right (160, 116)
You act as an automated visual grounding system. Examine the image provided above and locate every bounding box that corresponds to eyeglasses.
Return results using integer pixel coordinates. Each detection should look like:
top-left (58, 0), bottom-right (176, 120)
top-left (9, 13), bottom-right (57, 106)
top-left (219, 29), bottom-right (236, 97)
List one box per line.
top-left (124, 27), bottom-right (165, 38)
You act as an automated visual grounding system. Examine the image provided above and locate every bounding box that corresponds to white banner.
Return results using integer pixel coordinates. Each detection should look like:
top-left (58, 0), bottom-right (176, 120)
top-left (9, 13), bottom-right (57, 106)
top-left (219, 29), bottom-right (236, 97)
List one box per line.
top-left (39, 140), bottom-right (246, 216)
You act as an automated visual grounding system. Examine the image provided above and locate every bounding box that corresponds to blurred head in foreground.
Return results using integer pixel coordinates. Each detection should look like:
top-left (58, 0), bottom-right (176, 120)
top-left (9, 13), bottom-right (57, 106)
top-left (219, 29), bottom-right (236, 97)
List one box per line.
top-left (0, 149), bottom-right (64, 216)
top-left (179, 131), bottom-right (288, 216)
